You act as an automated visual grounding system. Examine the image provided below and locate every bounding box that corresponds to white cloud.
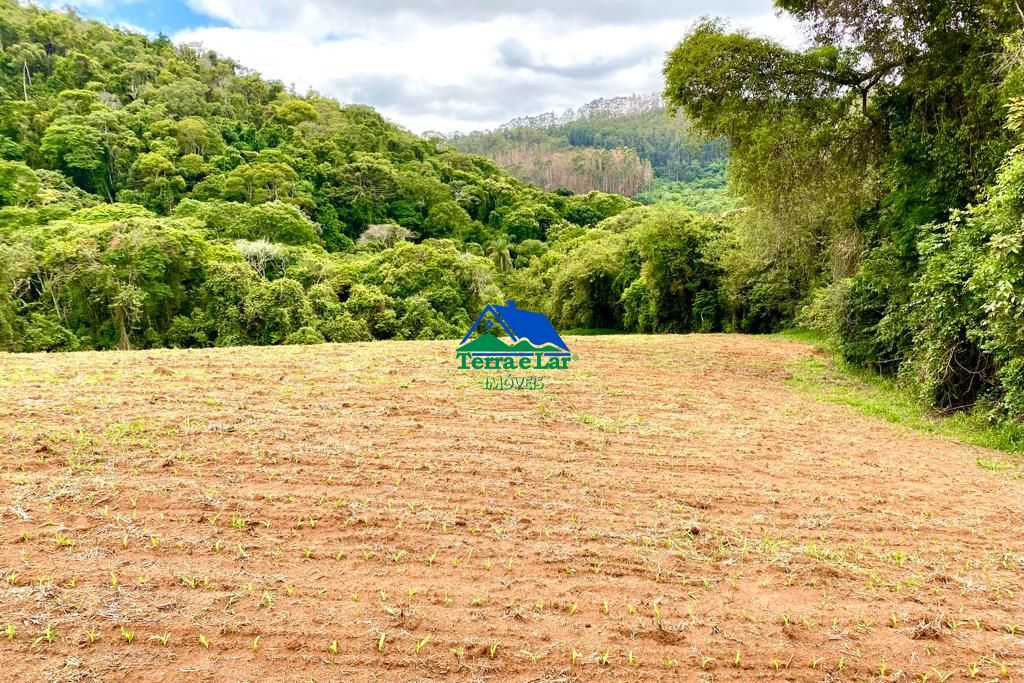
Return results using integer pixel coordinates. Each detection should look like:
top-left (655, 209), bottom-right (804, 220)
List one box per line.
top-left (184, 0), bottom-right (780, 32)
top-left (172, 1), bottom-right (803, 133)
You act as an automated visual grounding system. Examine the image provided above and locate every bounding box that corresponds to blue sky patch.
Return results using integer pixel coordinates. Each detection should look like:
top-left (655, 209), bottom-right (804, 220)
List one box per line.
top-left (73, 1), bottom-right (226, 36)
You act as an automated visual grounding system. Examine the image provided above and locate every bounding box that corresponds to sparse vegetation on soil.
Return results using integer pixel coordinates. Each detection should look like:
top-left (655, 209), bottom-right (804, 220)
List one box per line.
top-left (780, 330), bottom-right (1024, 456)
top-left (0, 335), bottom-right (1021, 681)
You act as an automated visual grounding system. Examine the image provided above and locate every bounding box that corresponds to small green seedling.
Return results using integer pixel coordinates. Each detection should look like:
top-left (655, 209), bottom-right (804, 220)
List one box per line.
top-left (33, 626), bottom-right (58, 648)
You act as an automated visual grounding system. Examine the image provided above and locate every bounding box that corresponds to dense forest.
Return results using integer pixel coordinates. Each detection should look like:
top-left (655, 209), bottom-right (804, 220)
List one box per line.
top-left (0, 1), bottom-right (643, 350)
top-left (0, 0), bottom-right (1022, 423)
top-left (663, 0), bottom-right (1023, 417)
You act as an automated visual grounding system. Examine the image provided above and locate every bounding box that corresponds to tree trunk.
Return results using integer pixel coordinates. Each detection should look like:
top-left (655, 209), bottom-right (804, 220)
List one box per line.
top-left (116, 310), bottom-right (131, 350)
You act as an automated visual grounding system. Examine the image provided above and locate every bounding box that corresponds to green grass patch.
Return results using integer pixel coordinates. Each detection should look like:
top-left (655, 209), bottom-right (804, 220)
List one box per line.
top-left (777, 329), bottom-right (1024, 460)
top-left (575, 412), bottom-right (643, 433)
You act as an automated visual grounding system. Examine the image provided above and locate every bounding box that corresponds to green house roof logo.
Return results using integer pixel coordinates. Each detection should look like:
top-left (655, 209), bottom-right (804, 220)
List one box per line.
top-left (458, 301), bottom-right (570, 358)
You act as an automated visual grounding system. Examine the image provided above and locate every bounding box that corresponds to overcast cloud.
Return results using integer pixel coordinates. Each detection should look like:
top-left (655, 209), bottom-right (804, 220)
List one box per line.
top-left (97, 1), bottom-right (803, 133)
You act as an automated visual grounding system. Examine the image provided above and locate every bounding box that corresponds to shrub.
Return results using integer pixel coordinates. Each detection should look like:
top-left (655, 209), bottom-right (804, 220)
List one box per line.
top-left (319, 312), bottom-right (372, 343)
top-left (243, 278), bottom-right (314, 344)
top-left (835, 243), bottom-right (914, 373)
top-left (343, 283), bottom-right (399, 339)
top-left (906, 148), bottom-right (1024, 416)
top-left (17, 313), bottom-right (81, 352)
top-left (796, 280), bottom-right (853, 338)
top-left (284, 326), bottom-right (325, 345)
top-left (396, 296), bottom-right (461, 340)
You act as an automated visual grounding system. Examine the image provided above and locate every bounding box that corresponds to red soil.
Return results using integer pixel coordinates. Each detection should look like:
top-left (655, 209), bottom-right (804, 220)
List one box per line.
top-left (0, 335), bottom-right (1020, 681)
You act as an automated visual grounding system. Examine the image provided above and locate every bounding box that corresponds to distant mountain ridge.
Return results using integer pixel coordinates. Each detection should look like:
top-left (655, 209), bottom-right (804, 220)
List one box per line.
top-left (495, 94), bottom-right (664, 133)
top-left (447, 93), bottom-right (730, 198)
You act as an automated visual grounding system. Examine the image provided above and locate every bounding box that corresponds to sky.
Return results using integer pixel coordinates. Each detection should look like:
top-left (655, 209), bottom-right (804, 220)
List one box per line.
top-left (59, 0), bottom-right (803, 134)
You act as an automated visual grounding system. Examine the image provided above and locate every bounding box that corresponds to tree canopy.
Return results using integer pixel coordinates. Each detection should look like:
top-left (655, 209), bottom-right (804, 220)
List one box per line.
top-left (664, 0), bottom-right (1023, 417)
top-left (0, 0), bottom-right (651, 352)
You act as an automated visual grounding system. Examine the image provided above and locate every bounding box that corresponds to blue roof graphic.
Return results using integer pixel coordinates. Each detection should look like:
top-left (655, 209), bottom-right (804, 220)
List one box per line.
top-left (460, 301), bottom-right (569, 352)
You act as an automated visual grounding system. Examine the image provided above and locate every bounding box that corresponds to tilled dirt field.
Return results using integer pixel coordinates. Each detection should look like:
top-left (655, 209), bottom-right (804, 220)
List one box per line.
top-left (0, 335), bottom-right (1021, 682)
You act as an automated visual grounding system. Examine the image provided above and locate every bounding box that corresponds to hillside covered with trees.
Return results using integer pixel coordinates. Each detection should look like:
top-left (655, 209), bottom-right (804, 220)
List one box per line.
top-left (0, 1), bottom-right (645, 351)
top-left (447, 100), bottom-right (737, 211)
